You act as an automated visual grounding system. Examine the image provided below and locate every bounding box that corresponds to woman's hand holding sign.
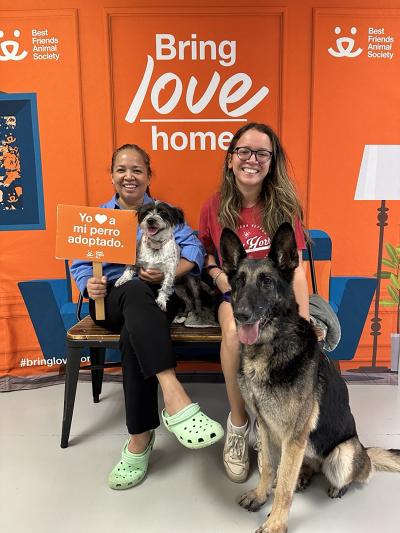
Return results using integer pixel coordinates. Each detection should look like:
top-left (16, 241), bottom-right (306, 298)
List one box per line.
top-left (87, 275), bottom-right (108, 300)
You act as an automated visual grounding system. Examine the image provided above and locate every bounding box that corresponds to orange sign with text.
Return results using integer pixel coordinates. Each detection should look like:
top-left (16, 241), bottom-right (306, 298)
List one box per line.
top-left (56, 204), bottom-right (137, 264)
top-left (108, 8), bottom-right (283, 224)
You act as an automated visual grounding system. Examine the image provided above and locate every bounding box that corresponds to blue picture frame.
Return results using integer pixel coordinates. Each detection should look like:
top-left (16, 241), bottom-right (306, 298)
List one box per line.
top-left (0, 93), bottom-right (45, 230)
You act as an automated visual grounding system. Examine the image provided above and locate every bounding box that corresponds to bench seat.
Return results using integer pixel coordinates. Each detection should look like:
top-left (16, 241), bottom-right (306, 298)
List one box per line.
top-left (67, 315), bottom-right (222, 344)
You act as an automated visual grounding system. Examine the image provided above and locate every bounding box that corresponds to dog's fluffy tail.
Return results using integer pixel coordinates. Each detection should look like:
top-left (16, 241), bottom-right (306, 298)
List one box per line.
top-left (367, 447), bottom-right (400, 472)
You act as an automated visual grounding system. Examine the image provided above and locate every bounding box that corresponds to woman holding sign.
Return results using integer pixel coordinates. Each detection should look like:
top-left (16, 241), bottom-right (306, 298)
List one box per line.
top-left (199, 123), bottom-right (308, 483)
top-left (71, 144), bottom-right (223, 490)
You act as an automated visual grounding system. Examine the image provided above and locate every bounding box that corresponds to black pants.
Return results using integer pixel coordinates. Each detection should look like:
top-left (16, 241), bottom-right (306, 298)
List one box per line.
top-left (89, 278), bottom-right (181, 434)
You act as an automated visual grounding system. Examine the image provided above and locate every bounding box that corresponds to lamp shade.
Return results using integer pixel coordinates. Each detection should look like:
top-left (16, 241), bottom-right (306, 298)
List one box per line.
top-left (355, 145), bottom-right (400, 200)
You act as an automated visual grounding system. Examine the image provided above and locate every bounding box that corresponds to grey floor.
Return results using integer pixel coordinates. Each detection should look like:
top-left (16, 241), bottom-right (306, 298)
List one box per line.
top-left (1, 379), bottom-right (400, 533)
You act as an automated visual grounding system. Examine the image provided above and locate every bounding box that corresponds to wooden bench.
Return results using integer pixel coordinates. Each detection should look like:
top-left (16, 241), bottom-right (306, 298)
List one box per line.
top-left (61, 315), bottom-right (222, 448)
top-left (67, 314), bottom-right (222, 344)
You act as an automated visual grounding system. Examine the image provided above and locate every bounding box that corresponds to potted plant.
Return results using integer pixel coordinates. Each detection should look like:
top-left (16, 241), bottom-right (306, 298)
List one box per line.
top-left (378, 242), bottom-right (400, 372)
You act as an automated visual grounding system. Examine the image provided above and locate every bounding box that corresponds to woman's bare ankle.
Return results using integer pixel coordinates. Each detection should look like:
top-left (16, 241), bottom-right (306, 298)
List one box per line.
top-left (164, 389), bottom-right (192, 416)
top-left (157, 368), bottom-right (192, 416)
top-left (128, 431), bottom-right (151, 454)
top-left (230, 411), bottom-right (249, 427)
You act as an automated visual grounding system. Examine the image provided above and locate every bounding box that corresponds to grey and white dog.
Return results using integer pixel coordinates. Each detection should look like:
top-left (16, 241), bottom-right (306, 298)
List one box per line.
top-left (114, 201), bottom-right (184, 311)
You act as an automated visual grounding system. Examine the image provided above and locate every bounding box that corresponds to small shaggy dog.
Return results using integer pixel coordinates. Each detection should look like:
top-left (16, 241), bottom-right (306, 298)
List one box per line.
top-left (114, 201), bottom-right (184, 311)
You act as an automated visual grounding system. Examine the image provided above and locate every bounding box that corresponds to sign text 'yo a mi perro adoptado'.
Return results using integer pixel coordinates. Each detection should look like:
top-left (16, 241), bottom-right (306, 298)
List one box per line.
top-left (56, 205), bottom-right (137, 319)
top-left (56, 204), bottom-right (137, 264)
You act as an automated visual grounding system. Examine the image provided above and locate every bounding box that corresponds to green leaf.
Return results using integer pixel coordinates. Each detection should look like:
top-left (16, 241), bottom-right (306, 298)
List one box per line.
top-left (375, 271), bottom-right (391, 279)
top-left (385, 243), bottom-right (399, 264)
top-left (382, 258), bottom-right (396, 269)
top-left (379, 300), bottom-right (396, 306)
top-left (390, 273), bottom-right (400, 289)
top-left (387, 286), bottom-right (400, 304)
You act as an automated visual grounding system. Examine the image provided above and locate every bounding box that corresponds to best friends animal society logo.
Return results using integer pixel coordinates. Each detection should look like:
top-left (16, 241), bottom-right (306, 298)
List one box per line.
top-left (0, 29), bottom-right (27, 61)
top-left (0, 27), bottom-right (61, 61)
top-left (328, 25), bottom-right (396, 60)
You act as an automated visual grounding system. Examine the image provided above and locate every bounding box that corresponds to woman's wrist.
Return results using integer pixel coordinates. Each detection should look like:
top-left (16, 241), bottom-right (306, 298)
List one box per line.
top-left (213, 270), bottom-right (224, 286)
top-left (204, 263), bottom-right (223, 283)
top-left (204, 264), bottom-right (220, 274)
top-left (222, 291), bottom-right (232, 303)
top-left (214, 272), bottom-right (231, 294)
top-left (204, 263), bottom-right (230, 291)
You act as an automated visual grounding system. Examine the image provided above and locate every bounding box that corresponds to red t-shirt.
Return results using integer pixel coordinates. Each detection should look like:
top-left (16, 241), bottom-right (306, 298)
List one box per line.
top-left (199, 193), bottom-right (306, 263)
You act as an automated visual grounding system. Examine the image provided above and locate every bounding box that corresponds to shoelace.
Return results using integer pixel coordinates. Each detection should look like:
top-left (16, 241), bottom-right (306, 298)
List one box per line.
top-left (227, 433), bottom-right (246, 461)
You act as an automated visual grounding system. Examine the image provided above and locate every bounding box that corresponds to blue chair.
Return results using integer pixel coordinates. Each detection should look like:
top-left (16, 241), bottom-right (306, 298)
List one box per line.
top-left (18, 277), bottom-right (87, 360)
top-left (18, 261), bottom-right (122, 362)
top-left (329, 276), bottom-right (377, 360)
top-left (18, 263), bottom-right (120, 408)
top-left (303, 230), bottom-right (377, 361)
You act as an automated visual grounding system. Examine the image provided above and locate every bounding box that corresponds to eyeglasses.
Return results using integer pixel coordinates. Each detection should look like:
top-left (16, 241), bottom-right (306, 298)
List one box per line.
top-left (233, 147), bottom-right (273, 163)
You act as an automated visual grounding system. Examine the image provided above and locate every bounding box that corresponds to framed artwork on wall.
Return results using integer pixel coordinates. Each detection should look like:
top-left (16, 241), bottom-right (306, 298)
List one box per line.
top-left (0, 92), bottom-right (45, 230)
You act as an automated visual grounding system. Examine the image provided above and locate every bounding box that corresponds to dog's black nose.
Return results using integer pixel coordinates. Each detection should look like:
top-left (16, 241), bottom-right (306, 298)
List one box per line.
top-left (147, 218), bottom-right (156, 225)
top-left (234, 307), bottom-right (253, 324)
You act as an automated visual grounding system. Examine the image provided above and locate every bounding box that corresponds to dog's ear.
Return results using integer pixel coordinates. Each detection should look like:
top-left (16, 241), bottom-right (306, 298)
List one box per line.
top-left (137, 202), bottom-right (154, 223)
top-left (158, 203), bottom-right (185, 227)
top-left (170, 206), bottom-right (185, 226)
top-left (220, 228), bottom-right (247, 276)
top-left (268, 222), bottom-right (299, 275)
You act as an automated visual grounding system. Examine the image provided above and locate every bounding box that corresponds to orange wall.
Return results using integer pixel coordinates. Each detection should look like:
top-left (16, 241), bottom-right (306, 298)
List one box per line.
top-left (1, 0), bottom-right (400, 375)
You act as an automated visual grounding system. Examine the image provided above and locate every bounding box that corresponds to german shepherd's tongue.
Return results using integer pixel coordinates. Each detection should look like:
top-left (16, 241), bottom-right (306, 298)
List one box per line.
top-left (237, 321), bottom-right (260, 345)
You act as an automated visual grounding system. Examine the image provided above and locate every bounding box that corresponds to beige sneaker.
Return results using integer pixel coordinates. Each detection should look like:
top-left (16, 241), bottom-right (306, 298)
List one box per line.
top-left (223, 415), bottom-right (250, 483)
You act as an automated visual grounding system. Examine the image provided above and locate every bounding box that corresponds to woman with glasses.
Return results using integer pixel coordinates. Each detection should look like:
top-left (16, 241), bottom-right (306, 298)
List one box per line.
top-left (199, 123), bottom-right (309, 482)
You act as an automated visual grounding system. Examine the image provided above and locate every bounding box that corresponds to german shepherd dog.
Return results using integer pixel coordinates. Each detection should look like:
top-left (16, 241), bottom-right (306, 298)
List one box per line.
top-left (220, 223), bottom-right (400, 533)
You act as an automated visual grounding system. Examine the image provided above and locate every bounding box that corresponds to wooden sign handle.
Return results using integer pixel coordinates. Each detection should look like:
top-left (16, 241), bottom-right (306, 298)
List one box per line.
top-left (93, 261), bottom-right (105, 320)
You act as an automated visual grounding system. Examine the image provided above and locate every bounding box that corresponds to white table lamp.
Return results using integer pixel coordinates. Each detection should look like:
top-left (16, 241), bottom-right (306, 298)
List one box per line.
top-left (355, 145), bottom-right (400, 370)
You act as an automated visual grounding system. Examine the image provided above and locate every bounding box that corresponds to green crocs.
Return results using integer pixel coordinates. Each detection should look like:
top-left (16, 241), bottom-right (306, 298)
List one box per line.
top-left (108, 431), bottom-right (155, 490)
top-left (162, 403), bottom-right (224, 449)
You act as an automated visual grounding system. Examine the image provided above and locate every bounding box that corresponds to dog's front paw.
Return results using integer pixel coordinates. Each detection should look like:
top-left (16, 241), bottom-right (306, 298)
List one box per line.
top-left (114, 276), bottom-right (126, 287)
top-left (237, 489), bottom-right (268, 512)
top-left (296, 471), bottom-right (313, 493)
top-left (327, 484), bottom-right (350, 498)
top-left (172, 313), bottom-right (187, 324)
top-left (156, 293), bottom-right (168, 311)
top-left (255, 519), bottom-right (288, 533)
top-left (114, 269), bottom-right (134, 287)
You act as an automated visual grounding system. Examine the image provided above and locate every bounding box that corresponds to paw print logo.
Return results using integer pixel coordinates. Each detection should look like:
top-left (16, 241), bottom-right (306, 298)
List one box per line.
top-left (0, 29), bottom-right (28, 61)
top-left (328, 26), bottom-right (363, 58)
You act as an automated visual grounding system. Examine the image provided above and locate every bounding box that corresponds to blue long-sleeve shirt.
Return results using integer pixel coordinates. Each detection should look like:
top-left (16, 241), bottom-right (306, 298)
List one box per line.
top-left (70, 194), bottom-right (205, 294)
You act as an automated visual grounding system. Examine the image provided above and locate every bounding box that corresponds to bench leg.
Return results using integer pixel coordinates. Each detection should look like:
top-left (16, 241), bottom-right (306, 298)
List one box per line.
top-left (90, 347), bottom-right (105, 403)
top-left (61, 345), bottom-right (81, 448)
